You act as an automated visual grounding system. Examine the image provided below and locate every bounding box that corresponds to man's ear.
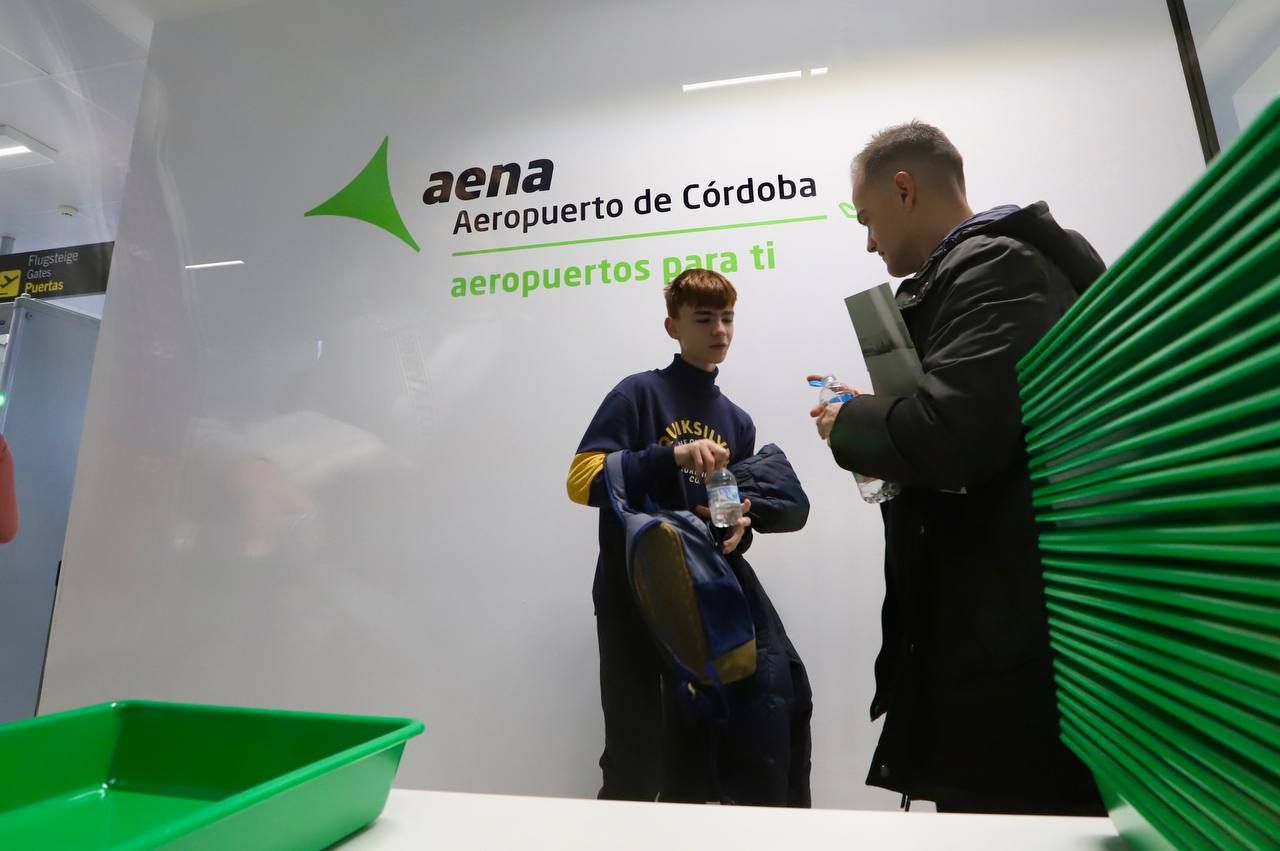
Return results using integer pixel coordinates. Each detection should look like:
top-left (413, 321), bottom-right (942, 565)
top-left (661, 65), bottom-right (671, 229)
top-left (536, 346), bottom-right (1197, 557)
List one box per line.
top-left (894, 170), bottom-right (918, 211)
top-left (664, 315), bottom-right (680, 341)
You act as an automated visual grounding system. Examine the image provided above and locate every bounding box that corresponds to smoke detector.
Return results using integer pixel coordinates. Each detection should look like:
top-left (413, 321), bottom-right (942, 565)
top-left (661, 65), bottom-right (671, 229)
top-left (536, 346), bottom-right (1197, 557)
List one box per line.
top-left (57, 205), bottom-right (78, 218)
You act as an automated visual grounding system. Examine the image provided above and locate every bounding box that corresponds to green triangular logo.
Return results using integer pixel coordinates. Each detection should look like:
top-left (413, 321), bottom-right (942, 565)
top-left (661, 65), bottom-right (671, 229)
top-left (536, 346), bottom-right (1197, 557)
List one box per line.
top-left (305, 136), bottom-right (420, 252)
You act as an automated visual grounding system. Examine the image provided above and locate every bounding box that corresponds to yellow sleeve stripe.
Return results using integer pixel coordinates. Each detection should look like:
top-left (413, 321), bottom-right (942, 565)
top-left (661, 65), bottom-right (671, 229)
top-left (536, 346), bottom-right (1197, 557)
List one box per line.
top-left (567, 451), bottom-right (607, 505)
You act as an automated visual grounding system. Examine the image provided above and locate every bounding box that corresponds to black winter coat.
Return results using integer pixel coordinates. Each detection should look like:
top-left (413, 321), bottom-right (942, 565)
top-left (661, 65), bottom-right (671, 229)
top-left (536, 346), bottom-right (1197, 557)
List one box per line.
top-left (829, 203), bottom-right (1106, 805)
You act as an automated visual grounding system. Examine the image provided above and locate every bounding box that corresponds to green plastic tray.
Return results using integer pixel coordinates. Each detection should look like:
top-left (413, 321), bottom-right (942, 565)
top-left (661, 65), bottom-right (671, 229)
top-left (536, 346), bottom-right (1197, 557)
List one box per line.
top-left (0, 701), bottom-right (423, 850)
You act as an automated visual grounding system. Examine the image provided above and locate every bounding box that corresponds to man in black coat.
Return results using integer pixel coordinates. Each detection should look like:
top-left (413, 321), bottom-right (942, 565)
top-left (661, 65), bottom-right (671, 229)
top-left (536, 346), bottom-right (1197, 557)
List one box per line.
top-left (812, 121), bottom-right (1107, 815)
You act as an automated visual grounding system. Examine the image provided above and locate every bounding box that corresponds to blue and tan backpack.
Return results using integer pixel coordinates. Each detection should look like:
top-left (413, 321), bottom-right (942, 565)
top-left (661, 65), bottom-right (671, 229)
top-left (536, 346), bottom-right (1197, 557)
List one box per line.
top-left (602, 452), bottom-right (756, 689)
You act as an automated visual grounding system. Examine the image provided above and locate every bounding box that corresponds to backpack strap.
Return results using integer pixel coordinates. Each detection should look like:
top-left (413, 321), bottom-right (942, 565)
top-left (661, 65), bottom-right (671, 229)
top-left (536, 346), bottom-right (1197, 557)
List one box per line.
top-left (605, 447), bottom-right (705, 515)
top-left (602, 451), bottom-right (632, 522)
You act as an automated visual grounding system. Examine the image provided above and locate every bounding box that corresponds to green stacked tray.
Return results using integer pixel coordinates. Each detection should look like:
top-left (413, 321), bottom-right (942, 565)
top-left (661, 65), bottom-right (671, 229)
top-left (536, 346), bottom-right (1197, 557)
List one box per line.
top-left (0, 701), bottom-right (423, 850)
top-left (1018, 97), bottom-right (1280, 851)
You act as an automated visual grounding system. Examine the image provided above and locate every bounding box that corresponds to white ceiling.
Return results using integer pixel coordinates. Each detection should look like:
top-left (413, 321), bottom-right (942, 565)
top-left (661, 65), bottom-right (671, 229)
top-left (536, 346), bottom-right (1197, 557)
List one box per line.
top-left (0, 0), bottom-right (1273, 255)
top-left (84, 0), bottom-right (267, 44)
top-left (0, 0), bottom-right (146, 252)
top-left (0, 0), bottom-right (266, 254)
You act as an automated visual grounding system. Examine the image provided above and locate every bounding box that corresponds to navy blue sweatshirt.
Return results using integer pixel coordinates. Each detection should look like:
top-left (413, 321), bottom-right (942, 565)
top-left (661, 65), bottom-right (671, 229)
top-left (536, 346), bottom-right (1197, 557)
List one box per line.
top-left (568, 354), bottom-right (756, 611)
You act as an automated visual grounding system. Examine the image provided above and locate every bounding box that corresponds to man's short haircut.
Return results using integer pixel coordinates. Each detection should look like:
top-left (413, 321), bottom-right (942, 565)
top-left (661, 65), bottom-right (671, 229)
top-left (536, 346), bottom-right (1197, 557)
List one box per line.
top-left (665, 268), bottom-right (737, 318)
top-left (852, 121), bottom-right (966, 194)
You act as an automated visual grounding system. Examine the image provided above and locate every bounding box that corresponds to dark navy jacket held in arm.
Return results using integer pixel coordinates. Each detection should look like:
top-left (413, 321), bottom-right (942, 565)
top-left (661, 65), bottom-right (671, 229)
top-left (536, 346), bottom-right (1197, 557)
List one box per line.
top-left (828, 202), bottom-right (1108, 808)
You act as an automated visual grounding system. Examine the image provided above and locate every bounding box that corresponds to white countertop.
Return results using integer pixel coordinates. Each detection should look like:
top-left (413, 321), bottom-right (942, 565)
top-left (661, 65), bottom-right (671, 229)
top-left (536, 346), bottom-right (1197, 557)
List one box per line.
top-left (338, 789), bottom-right (1123, 850)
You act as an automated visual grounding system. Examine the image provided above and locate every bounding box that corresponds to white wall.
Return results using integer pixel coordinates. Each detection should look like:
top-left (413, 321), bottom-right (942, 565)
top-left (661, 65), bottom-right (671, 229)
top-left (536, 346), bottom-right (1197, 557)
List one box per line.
top-left (40, 0), bottom-right (1204, 809)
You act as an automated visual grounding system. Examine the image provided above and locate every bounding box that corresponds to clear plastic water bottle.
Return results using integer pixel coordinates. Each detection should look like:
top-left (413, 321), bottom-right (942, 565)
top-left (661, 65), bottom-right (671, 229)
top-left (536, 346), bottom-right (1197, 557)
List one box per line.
top-left (811, 375), bottom-right (900, 504)
top-left (706, 467), bottom-right (743, 528)
top-left (814, 374), bottom-right (855, 407)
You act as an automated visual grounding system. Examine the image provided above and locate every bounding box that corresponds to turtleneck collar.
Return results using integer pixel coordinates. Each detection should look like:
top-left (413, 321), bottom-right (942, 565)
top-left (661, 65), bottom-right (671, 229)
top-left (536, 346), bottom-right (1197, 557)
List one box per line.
top-left (661, 354), bottom-right (721, 396)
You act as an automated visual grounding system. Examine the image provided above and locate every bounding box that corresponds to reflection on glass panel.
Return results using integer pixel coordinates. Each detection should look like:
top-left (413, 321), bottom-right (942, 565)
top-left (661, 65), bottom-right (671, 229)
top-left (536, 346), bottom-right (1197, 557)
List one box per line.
top-left (1186, 0), bottom-right (1280, 150)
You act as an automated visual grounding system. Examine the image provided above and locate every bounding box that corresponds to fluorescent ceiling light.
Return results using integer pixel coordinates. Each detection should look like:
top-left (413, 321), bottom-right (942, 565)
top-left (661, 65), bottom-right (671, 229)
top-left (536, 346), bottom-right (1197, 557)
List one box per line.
top-left (809, 67), bottom-right (829, 76)
top-left (683, 70), bottom-right (801, 92)
top-left (0, 126), bottom-right (56, 170)
top-left (184, 260), bottom-right (244, 270)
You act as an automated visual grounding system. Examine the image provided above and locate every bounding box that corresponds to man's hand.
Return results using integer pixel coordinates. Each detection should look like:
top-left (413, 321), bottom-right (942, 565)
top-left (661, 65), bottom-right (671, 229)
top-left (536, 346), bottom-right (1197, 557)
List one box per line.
top-left (811, 401), bottom-right (843, 441)
top-left (695, 499), bottom-right (752, 555)
top-left (674, 439), bottom-right (730, 475)
top-left (805, 373), bottom-right (862, 442)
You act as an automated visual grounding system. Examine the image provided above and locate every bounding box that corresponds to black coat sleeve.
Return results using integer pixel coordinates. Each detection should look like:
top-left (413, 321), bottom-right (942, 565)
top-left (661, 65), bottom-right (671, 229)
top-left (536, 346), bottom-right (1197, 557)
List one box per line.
top-left (829, 236), bottom-right (1068, 491)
